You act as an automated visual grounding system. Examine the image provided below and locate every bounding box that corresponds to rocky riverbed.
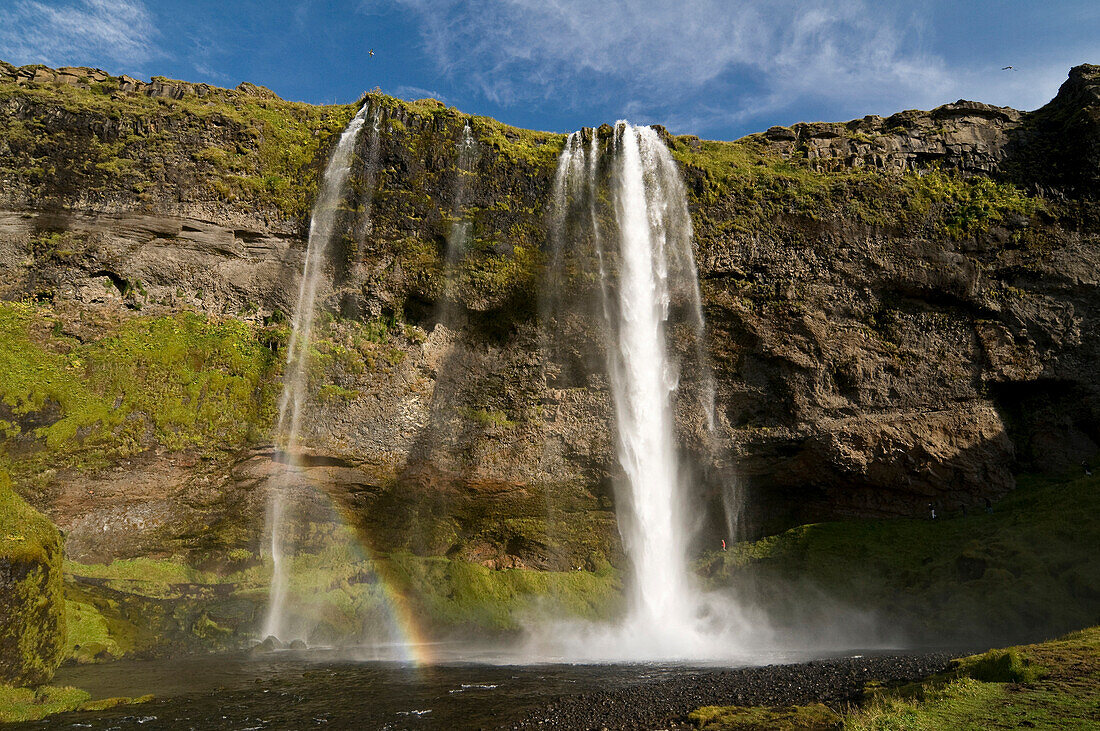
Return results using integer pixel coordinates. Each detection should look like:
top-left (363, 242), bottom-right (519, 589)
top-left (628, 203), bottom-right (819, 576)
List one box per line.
top-left (511, 652), bottom-right (954, 730)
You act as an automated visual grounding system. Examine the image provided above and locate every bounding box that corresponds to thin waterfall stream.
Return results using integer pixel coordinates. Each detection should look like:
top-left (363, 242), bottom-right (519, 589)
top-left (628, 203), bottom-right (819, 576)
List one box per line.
top-left (262, 104), bottom-right (372, 642)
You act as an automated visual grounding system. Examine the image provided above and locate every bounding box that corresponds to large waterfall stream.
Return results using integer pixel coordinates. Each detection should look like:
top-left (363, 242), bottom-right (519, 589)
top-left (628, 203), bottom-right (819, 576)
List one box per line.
top-left (541, 122), bottom-right (754, 660)
top-left (608, 123), bottom-right (701, 647)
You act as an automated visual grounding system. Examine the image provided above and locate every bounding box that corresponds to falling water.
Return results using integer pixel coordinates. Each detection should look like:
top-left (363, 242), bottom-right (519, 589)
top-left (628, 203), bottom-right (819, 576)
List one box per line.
top-left (439, 122), bottom-right (479, 322)
top-left (542, 123), bottom-right (753, 660)
top-left (262, 104), bottom-right (370, 642)
top-left (608, 123), bottom-right (695, 637)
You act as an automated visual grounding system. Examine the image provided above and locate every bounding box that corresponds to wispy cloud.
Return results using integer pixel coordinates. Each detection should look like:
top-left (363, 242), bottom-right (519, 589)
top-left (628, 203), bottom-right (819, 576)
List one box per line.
top-left (385, 2), bottom-right (942, 101)
top-left (392, 85), bottom-right (448, 103)
top-left (379, 0), bottom-right (1078, 134)
top-left (0, 0), bottom-right (157, 70)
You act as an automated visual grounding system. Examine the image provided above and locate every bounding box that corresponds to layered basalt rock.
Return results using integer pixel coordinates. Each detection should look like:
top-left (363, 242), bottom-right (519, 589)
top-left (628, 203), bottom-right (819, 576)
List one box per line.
top-left (0, 61), bottom-right (1097, 571)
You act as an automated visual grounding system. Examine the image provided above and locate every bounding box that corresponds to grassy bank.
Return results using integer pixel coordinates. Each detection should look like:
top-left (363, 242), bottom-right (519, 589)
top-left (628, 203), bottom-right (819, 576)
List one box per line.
top-left (688, 626), bottom-right (1100, 729)
top-left (0, 684), bottom-right (151, 724)
top-left (848, 626), bottom-right (1100, 729)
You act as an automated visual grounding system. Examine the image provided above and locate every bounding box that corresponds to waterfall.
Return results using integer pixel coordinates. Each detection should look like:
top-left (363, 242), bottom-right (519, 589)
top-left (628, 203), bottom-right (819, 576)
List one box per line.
top-left (543, 122), bottom-right (751, 660)
top-left (439, 122), bottom-right (478, 323)
top-left (262, 104), bottom-right (371, 642)
top-left (608, 123), bottom-right (694, 635)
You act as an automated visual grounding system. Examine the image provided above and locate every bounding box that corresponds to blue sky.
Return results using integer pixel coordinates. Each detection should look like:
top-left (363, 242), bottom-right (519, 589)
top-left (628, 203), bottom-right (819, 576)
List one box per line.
top-left (0, 0), bottom-right (1096, 139)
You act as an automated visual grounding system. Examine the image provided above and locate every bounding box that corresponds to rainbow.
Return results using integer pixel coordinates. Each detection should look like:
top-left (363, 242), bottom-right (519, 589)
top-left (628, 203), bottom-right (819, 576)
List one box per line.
top-left (264, 452), bottom-right (436, 666)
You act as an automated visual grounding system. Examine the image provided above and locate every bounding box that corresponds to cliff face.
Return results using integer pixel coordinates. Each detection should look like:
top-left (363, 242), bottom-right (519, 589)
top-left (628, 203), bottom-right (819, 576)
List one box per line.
top-left (0, 60), bottom-right (1098, 577)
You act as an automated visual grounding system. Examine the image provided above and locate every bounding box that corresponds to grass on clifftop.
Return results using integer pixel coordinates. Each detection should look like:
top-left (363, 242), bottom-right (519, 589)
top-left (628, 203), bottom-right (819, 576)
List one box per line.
top-left (671, 135), bottom-right (1041, 240)
top-left (0, 71), bottom-right (355, 220)
top-left (701, 472), bottom-right (1100, 644)
top-left (0, 302), bottom-right (279, 474)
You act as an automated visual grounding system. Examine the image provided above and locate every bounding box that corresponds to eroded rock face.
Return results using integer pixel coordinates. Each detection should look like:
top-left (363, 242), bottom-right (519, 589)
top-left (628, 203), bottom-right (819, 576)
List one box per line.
top-left (1, 61), bottom-right (1098, 565)
top-left (756, 101), bottom-right (1023, 174)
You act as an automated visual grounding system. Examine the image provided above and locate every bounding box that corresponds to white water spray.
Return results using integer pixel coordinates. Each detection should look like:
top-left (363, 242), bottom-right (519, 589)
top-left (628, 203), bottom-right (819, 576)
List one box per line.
top-left (262, 104), bottom-right (370, 642)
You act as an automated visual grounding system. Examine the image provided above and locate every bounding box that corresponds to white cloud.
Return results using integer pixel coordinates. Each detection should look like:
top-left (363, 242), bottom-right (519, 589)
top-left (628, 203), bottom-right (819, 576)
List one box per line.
top-left (386, 2), bottom-right (945, 104)
top-left (380, 0), bottom-right (1078, 134)
top-left (0, 0), bottom-right (157, 70)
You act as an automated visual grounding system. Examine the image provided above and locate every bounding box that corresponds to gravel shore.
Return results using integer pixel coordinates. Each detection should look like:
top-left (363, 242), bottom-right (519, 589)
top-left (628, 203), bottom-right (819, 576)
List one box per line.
top-left (512, 652), bottom-right (952, 730)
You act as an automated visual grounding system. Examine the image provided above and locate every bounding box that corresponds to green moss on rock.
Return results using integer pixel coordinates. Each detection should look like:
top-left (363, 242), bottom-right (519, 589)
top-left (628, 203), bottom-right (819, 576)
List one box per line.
top-left (688, 703), bottom-right (842, 730)
top-left (0, 684), bottom-right (89, 723)
top-left (0, 683), bottom-right (152, 724)
top-left (0, 69), bottom-right (355, 221)
top-left (0, 303), bottom-right (280, 474)
top-left (0, 468), bottom-right (65, 685)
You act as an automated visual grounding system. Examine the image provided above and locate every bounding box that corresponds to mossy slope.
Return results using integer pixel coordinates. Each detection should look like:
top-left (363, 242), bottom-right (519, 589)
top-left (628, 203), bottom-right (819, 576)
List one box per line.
top-left (0, 301), bottom-right (279, 476)
top-left (0, 469), bottom-right (65, 685)
top-left (689, 626), bottom-right (1100, 730)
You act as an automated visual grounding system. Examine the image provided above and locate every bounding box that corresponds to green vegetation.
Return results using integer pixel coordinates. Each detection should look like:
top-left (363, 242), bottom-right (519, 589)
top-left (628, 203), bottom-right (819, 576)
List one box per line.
top-left (0, 70), bottom-right (355, 220)
top-left (369, 91), bottom-right (565, 169)
top-left (0, 469), bottom-right (65, 686)
top-left (460, 407), bottom-right (517, 430)
top-left (0, 684), bottom-right (90, 723)
top-left (702, 473), bottom-right (1100, 642)
top-left (908, 170), bottom-right (1039, 238)
top-left (959, 647), bottom-right (1046, 684)
top-left (670, 135), bottom-right (1042, 240)
top-left (385, 551), bottom-right (621, 632)
top-left (0, 302), bottom-right (280, 474)
top-left (689, 703), bottom-right (841, 730)
top-left (686, 628), bottom-right (1099, 729)
top-left (56, 533), bottom-right (620, 655)
top-left (0, 683), bottom-right (151, 723)
top-left (847, 627), bottom-right (1100, 729)
top-left (470, 115), bottom-right (565, 168)
top-left (64, 598), bottom-right (124, 664)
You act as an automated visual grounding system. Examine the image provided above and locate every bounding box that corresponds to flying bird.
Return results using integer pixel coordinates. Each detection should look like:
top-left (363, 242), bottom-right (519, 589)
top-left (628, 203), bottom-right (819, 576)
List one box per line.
top-left (369, 49), bottom-right (375, 57)
top-left (1002, 66), bottom-right (1014, 70)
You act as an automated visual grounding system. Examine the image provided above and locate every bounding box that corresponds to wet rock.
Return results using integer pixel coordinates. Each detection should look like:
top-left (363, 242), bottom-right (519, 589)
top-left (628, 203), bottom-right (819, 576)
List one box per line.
top-left (251, 635), bottom-right (286, 653)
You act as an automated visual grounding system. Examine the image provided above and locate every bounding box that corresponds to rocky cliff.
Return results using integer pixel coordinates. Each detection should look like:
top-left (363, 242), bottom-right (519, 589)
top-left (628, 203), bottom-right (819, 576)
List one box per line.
top-left (0, 59), bottom-right (1098, 584)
